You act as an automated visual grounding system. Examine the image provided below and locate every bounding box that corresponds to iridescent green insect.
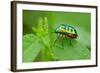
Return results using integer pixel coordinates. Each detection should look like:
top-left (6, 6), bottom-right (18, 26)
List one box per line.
top-left (54, 24), bottom-right (78, 47)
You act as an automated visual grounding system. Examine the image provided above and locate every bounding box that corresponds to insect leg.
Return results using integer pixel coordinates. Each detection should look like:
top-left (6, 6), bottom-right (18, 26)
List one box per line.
top-left (70, 39), bottom-right (73, 46)
top-left (54, 34), bottom-right (59, 44)
top-left (54, 38), bottom-right (58, 44)
top-left (61, 35), bottom-right (64, 48)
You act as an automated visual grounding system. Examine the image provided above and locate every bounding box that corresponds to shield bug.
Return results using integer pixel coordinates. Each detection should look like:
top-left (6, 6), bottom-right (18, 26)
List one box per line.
top-left (54, 24), bottom-right (78, 47)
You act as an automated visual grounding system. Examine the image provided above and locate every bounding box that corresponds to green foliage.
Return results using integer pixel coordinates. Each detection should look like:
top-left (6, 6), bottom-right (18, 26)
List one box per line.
top-left (23, 34), bottom-right (41, 62)
top-left (23, 17), bottom-right (57, 62)
top-left (53, 38), bottom-right (90, 60)
top-left (23, 10), bottom-right (91, 62)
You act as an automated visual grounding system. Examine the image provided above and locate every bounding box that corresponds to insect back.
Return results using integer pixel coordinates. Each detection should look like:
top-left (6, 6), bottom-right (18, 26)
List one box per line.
top-left (55, 24), bottom-right (78, 39)
top-left (54, 24), bottom-right (78, 48)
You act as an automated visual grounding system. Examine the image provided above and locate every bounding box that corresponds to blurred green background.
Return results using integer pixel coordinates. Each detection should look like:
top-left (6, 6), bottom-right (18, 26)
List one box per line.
top-left (23, 10), bottom-right (91, 62)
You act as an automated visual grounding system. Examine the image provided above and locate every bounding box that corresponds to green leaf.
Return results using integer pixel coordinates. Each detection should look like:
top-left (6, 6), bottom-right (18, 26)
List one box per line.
top-left (52, 38), bottom-right (90, 60)
top-left (23, 34), bottom-right (41, 62)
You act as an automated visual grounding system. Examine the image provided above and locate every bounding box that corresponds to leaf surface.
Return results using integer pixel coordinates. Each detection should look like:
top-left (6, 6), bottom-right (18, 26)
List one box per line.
top-left (23, 34), bottom-right (41, 62)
